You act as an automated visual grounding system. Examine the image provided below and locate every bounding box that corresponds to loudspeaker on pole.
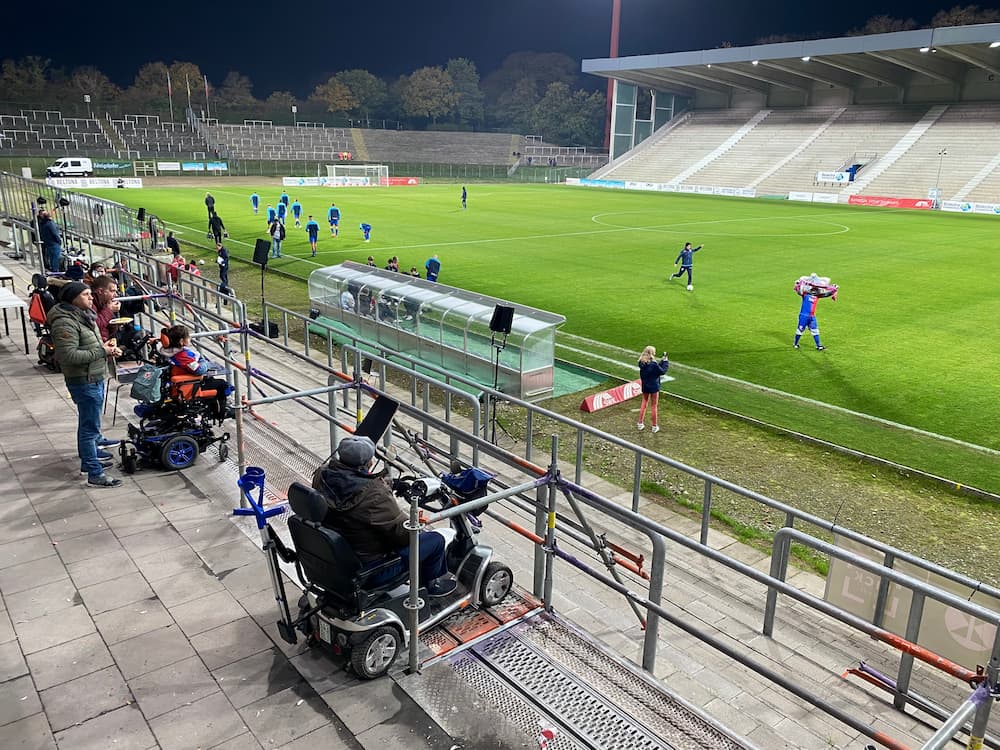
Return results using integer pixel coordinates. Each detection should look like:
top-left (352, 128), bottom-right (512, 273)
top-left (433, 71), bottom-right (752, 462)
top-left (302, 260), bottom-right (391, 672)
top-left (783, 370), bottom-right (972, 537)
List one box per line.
top-left (136, 207), bottom-right (146, 223)
top-left (489, 305), bottom-right (515, 335)
top-left (253, 239), bottom-right (270, 267)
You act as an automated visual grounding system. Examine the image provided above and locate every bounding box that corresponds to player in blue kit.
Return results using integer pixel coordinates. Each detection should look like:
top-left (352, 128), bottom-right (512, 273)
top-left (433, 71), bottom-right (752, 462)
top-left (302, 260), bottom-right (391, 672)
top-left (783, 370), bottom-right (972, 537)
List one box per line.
top-left (328, 203), bottom-right (340, 236)
top-left (305, 215), bottom-right (320, 256)
top-left (250, 192), bottom-right (259, 214)
top-left (279, 192), bottom-right (289, 207)
top-left (360, 222), bottom-right (371, 242)
top-left (793, 274), bottom-right (837, 351)
top-left (670, 242), bottom-right (703, 290)
top-left (266, 204), bottom-right (276, 224)
top-left (276, 201), bottom-right (287, 224)
top-left (291, 199), bottom-right (302, 228)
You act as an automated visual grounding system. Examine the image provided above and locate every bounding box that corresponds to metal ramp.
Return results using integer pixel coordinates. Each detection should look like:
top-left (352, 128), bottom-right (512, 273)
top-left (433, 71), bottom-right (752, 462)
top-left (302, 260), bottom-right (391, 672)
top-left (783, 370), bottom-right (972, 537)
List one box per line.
top-left (409, 609), bottom-right (756, 750)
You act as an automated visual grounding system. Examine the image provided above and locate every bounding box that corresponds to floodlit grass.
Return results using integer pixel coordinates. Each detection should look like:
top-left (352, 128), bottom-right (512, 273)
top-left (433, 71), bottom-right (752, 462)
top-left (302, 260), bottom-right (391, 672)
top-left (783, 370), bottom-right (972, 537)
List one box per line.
top-left (86, 183), bottom-right (1000, 488)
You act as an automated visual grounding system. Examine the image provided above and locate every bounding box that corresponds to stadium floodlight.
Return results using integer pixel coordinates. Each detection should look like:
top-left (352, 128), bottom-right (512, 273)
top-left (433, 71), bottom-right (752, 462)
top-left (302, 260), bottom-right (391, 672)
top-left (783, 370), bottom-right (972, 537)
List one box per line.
top-left (990, 41), bottom-right (1000, 48)
top-left (801, 56), bottom-right (810, 62)
top-left (919, 46), bottom-right (931, 53)
top-left (751, 60), bottom-right (759, 65)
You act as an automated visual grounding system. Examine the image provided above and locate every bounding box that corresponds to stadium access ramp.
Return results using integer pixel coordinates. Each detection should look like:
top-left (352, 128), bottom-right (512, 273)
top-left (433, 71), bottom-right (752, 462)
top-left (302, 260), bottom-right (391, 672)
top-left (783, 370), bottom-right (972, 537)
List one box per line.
top-left (405, 607), bottom-right (758, 750)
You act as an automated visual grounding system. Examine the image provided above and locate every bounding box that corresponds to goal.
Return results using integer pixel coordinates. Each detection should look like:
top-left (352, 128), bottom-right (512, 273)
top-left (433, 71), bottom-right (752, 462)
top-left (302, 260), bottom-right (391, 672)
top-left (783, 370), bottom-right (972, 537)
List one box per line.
top-left (325, 164), bottom-right (389, 186)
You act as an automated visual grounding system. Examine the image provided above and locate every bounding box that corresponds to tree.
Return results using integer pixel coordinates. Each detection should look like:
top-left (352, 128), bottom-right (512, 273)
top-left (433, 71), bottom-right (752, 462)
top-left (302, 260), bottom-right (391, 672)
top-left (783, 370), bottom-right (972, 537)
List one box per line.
top-left (264, 91), bottom-right (297, 122)
top-left (531, 82), bottom-right (605, 147)
top-left (334, 69), bottom-right (387, 122)
top-left (0, 56), bottom-right (53, 101)
top-left (68, 66), bottom-right (120, 106)
top-left (309, 77), bottom-right (357, 115)
top-left (931, 5), bottom-right (1000, 26)
top-left (399, 67), bottom-right (457, 125)
top-left (446, 58), bottom-right (485, 129)
top-left (215, 71), bottom-right (257, 111)
top-left (481, 52), bottom-right (578, 108)
top-left (121, 61), bottom-right (170, 113)
top-left (847, 15), bottom-right (918, 35)
top-left (492, 77), bottom-right (538, 132)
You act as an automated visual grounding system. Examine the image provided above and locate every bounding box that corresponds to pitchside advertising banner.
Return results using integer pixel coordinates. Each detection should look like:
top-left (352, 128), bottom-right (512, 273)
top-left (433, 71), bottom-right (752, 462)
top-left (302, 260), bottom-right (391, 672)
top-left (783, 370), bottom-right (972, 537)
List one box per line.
top-left (567, 178), bottom-right (756, 198)
top-left (940, 200), bottom-right (1000, 215)
top-left (157, 161), bottom-right (181, 172)
top-left (281, 176), bottom-right (419, 187)
top-left (848, 195), bottom-right (933, 210)
top-left (815, 171), bottom-right (851, 183)
top-left (46, 177), bottom-right (142, 189)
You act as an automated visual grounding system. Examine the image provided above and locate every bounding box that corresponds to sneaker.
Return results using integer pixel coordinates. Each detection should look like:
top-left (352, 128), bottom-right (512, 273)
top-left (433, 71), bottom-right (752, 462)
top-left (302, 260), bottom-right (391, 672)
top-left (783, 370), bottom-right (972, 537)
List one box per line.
top-left (651, 425), bottom-right (660, 433)
top-left (637, 423), bottom-right (644, 431)
top-left (88, 474), bottom-right (122, 488)
top-left (427, 575), bottom-right (457, 598)
top-left (816, 345), bottom-right (826, 351)
top-left (81, 455), bottom-right (114, 474)
top-left (96, 449), bottom-right (114, 460)
top-left (686, 284), bottom-right (693, 291)
top-left (96, 437), bottom-right (120, 448)
top-left (793, 343), bottom-right (800, 349)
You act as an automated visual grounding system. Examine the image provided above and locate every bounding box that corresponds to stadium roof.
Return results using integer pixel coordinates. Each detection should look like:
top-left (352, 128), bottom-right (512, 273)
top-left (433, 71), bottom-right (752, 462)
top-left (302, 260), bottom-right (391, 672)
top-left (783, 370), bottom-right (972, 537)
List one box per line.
top-left (582, 23), bottom-right (1000, 97)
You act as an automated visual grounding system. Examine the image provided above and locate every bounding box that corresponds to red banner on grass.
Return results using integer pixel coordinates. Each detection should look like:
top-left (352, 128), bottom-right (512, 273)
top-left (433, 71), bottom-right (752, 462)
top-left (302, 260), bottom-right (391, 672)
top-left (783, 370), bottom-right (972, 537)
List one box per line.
top-left (580, 379), bottom-right (644, 412)
top-left (848, 195), bottom-right (933, 210)
top-left (388, 177), bottom-right (420, 186)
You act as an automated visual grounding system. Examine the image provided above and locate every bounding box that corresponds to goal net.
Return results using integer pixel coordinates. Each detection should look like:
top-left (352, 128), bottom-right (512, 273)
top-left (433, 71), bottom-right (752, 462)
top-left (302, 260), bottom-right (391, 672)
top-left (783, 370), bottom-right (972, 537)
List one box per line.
top-left (325, 164), bottom-right (389, 186)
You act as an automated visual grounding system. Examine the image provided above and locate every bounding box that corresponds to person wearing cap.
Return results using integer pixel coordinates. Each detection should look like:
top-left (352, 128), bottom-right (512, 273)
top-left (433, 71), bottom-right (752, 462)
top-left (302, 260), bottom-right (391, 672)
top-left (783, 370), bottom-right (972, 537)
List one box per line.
top-left (47, 282), bottom-right (123, 487)
top-left (312, 435), bottom-right (457, 597)
top-left (38, 210), bottom-right (62, 272)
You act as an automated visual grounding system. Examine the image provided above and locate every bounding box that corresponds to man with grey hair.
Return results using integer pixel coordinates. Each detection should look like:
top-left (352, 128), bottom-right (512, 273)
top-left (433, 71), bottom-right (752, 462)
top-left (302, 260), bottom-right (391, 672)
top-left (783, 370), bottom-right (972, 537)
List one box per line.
top-left (312, 435), bottom-right (456, 596)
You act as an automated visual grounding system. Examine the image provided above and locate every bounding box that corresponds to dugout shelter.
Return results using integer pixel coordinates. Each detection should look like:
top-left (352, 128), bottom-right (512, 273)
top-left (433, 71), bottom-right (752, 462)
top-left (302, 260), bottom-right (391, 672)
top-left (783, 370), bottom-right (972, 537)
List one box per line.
top-left (308, 261), bottom-right (565, 399)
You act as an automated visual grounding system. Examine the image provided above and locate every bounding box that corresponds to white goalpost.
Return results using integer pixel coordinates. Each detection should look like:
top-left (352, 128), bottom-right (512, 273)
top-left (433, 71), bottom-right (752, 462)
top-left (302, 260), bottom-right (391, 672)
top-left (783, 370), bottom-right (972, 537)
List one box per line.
top-left (325, 164), bottom-right (389, 186)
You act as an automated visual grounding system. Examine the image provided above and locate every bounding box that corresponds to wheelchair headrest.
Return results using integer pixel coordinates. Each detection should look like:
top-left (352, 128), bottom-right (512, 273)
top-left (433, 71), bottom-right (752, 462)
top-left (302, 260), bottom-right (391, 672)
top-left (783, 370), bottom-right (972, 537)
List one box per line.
top-left (288, 482), bottom-right (328, 523)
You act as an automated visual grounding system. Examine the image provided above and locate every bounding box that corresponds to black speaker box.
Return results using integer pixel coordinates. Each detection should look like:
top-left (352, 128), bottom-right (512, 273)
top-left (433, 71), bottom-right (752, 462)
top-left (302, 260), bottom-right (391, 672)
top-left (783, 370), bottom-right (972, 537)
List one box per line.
top-left (249, 321), bottom-right (279, 338)
top-left (489, 304), bottom-right (515, 334)
top-left (136, 207), bottom-right (146, 223)
top-left (253, 239), bottom-right (270, 267)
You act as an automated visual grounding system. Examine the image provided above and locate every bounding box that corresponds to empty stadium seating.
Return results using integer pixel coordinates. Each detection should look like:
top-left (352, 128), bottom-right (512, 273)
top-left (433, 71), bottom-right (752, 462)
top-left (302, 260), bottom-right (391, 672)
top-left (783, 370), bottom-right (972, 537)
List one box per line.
top-left (110, 115), bottom-right (210, 158)
top-left (0, 109), bottom-right (117, 157)
top-left (354, 130), bottom-right (517, 165)
top-left (204, 122), bottom-right (352, 161)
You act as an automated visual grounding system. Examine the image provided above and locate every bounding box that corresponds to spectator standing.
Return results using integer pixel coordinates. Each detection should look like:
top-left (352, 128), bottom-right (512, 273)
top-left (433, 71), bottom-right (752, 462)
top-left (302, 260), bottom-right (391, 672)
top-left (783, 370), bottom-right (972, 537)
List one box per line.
top-left (38, 210), bottom-right (62, 272)
top-left (425, 254), bottom-right (441, 282)
top-left (636, 346), bottom-right (669, 433)
top-left (328, 203), bottom-right (340, 236)
top-left (269, 218), bottom-right (285, 258)
top-left (48, 282), bottom-right (123, 487)
top-left (305, 215), bottom-right (320, 257)
top-left (91, 275), bottom-right (120, 342)
top-left (216, 243), bottom-right (230, 291)
top-left (166, 230), bottom-right (181, 258)
top-left (670, 241), bottom-right (703, 291)
top-left (204, 192), bottom-right (215, 231)
top-left (366, 255), bottom-right (376, 267)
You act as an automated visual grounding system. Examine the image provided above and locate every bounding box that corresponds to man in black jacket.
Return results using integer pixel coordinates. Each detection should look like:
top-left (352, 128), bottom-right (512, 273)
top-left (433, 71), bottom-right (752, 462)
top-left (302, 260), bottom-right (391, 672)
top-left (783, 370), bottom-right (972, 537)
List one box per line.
top-left (209, 212), bottom-right (226, 245)
top-left (312, 436), bottom-right (457, 596)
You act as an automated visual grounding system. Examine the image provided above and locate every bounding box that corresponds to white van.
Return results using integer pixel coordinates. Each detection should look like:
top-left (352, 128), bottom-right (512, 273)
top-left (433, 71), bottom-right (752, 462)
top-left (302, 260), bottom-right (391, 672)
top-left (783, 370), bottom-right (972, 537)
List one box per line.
top-left (46, 157), bottom-right (93, 178)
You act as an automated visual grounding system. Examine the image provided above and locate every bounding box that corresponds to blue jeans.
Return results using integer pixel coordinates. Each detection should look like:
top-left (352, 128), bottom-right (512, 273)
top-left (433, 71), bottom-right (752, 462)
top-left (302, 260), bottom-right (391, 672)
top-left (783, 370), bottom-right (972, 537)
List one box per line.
top-left (271, 238), bottom-right (282, 258)
top-left (369, 531), bottom-right (447, 587)
top-left (67, 381), bottom-right (105, 479)
top-left (45, 243), bottom-right (62, 272)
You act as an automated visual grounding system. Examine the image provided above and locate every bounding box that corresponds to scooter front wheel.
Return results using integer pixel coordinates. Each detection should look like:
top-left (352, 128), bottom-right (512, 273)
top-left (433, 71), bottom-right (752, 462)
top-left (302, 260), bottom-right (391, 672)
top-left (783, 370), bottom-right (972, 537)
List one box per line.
top-left (351, 626), bottom-right (400, 679)
top-left (480, 562), bottom-right (513, 607)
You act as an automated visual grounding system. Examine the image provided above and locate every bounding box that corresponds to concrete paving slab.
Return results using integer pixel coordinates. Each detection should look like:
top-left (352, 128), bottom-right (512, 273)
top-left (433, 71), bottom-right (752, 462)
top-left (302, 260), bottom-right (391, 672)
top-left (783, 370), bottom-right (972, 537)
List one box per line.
top-left (131, 544), bottom-right (204, 582)
top-left (209, 732), bottom-right (264, 749)
top-left (170, 589), bottom-right (248, 637)
top-left (52, 528), bottom-right (123, 564)
top-left (0, 639), bottom-right (28, 683)
top-left (189, 616), bottom-right (273, 671)
top-left (39, 664), bottom-right (131, 731)
top-left (24, 632), bottom-right (114, 691)
top-left (65, 549), bottom-right (138, 588)
top-left (179, 518), bottom-right (249, 551)
top-left (148, 566), bottom-right (226, 608)
top-left (103, 507), bottom-right (166, 538)
top-left (93, 598), bottom-right (173, 645)
top-left (78, 572), bottom-right (155, 615)
top-left (0, 609), bottom-right (16, 645)
top-left (0, 535), bottom-right (57, 570)
top-left (212, 647), bottom-right (303, 709)
top-left (109, 624), bottom-right (196, 679)
top-left (326, 677), bottom-right (405, 736)
top-left (148, 690), bottom-right (249, 750)
top-left (0, 555), bottom-right (69, 596)
top-left (4, 579), bottom-right (80, 623)
top-left (238, 684), bottom-right (331, 748)
top-left (41, 509), bottom-right (107, 542)
top-left (0, 711), bottom-right (57, 750)
top-left (52, 703), bottom-right (156, 750)
top-left (128, 654), bottom-right (220, 720)
top-left (117, 525), bottom-right (186, 558)
top-left (0, 674), bottom-right (44, 727)
top-left (13, 603), bottom-right (95, 655)
top-left (274, 723), bottom-right (358, 750)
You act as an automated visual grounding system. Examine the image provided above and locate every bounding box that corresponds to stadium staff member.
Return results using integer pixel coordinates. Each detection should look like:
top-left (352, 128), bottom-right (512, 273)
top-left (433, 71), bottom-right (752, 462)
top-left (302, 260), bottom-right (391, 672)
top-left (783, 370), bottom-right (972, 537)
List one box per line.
top-left (48, 282), bottom-right (123, 488)
top-left (425, 254), bottom-right (441, 282)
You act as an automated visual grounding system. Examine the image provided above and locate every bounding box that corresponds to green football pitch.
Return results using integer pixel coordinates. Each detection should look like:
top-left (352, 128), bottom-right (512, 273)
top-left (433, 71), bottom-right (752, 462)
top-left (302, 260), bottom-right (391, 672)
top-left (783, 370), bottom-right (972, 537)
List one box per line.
top-left (86, 183), bottom-right (1000, 484)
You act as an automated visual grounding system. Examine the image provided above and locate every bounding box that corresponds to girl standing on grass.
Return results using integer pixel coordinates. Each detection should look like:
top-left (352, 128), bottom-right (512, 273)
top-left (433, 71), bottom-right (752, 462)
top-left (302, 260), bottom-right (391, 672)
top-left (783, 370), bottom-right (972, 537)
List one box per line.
top-left (637, 346), bottom-right (670, 433)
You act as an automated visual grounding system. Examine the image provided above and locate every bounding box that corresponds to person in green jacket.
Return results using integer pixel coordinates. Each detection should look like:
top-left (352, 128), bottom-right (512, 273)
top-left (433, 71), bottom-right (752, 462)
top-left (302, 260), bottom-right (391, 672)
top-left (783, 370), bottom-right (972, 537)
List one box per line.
top-left (48, 282), bottom-right (123, 487)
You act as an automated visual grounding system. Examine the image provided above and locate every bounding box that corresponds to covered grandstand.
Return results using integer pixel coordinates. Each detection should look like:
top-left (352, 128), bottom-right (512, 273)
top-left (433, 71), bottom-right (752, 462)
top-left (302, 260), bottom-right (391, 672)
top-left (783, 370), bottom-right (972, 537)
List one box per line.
top-left (584, 23), bottom-right (1000, 204)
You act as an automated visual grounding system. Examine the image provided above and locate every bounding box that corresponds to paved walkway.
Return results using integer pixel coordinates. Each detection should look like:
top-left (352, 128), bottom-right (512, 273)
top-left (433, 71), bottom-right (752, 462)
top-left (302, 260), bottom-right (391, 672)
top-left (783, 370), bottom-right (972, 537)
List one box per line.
top-left (0, 260), bottom-right (991, 750)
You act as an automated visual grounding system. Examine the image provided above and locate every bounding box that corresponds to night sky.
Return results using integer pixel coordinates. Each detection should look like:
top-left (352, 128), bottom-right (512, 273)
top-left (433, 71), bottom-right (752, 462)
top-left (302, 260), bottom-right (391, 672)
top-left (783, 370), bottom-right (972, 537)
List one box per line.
top-left (8, 0), bottom-right (1000, 95)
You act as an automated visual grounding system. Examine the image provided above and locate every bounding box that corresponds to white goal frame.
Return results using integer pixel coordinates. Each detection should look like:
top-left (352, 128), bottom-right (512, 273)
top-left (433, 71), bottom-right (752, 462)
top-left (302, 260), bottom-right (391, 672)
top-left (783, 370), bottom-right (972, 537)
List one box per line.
top-left (325, 164), bottom-right (389, 186)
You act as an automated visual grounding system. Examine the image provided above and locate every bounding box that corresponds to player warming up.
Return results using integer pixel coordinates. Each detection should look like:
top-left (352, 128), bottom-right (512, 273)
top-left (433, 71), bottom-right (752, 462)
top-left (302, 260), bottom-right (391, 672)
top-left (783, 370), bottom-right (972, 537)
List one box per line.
top-left (328, 203), bottom-right (340, 236)
top-left (266, 204), bottom-right (276, 226)
top-left (360, 222), bottom-right (372, 242)
top-left (793, 274), bottom-right (838, 351)
top-left (305, 215), bottom-right (320, 257)
top-left (291, 198), bottom-right (302, 228)
top-left (461, 186), bottom-right (467, 209)
top-left (250, 192), bottom-right (259, 214)
top-left (670, 242), bottom-right (703, 290)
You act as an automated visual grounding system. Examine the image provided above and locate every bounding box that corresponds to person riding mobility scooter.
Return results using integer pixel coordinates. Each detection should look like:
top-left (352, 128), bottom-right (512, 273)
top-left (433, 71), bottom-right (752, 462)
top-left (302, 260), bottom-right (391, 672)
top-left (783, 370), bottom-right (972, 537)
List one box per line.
top-left (235, 397), bottom-right (514, 679)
